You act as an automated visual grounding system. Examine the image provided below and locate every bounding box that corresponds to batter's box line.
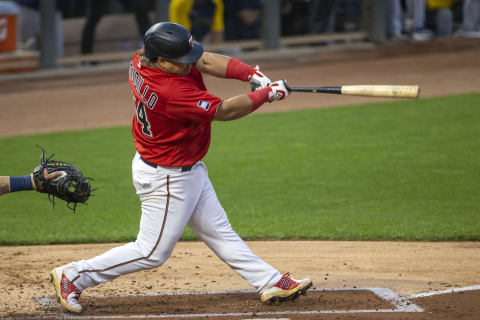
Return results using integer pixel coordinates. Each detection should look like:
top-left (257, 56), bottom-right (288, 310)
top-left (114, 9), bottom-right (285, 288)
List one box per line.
top-left (30, 287), bottom-right (422, 319)
top-left (407, 284), bottom-right (480, 299)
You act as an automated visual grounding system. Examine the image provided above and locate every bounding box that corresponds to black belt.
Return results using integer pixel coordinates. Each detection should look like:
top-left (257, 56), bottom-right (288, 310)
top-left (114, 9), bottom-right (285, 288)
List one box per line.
top-left (140, 156), bottom-right (192, 172)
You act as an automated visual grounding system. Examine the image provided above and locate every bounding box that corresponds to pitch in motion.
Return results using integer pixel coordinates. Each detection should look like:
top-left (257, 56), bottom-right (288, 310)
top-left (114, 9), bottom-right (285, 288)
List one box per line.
top-left (50, 22), bottom-right (312, 314)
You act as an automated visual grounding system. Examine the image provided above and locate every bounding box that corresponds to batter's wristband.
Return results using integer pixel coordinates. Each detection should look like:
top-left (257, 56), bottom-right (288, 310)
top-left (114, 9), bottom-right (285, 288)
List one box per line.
top-left (248, 87), bottom-right (271, 112)
top-left (225, 58), bottom-right (252, 81)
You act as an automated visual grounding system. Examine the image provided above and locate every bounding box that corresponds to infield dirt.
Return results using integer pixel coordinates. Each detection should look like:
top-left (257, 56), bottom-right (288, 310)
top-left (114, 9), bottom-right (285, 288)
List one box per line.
top-left (1, 241), bottom-right (479, 318)
top-left (1, 38), bottom-right (479, 318)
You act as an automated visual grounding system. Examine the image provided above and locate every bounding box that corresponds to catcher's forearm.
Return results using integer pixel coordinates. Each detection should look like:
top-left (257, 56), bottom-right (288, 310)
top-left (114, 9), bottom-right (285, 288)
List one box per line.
top-left (0, 175), bottom-right (34, 195)
top-left (0, 176), bottom-right (10, 195)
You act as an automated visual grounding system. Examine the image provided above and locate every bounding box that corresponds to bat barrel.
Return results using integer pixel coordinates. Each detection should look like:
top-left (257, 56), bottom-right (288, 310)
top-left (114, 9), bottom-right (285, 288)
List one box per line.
top-left (341, 85), bottom-right (420, 98)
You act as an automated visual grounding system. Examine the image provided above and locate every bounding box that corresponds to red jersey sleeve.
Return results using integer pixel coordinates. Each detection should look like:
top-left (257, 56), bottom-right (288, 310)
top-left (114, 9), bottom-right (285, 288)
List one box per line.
top-left (166, 81), bottom-right (221, 122)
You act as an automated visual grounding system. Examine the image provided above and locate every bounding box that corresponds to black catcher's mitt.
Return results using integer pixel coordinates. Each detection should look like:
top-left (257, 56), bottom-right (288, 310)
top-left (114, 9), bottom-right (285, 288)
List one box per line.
top-left (32, 146), bottom-right (93, 212)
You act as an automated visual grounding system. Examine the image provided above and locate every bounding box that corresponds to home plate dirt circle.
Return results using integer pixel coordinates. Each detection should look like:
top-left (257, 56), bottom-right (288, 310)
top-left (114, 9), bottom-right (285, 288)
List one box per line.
top-left (24, 285), bottom-right (480, 320)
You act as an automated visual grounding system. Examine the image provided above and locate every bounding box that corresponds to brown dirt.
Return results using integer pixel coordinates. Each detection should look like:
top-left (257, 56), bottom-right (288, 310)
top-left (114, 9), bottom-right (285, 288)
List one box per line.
top-left (1, 241), bottom-right (479, 318)
top-left (1, 38), bottom-right (480, 319)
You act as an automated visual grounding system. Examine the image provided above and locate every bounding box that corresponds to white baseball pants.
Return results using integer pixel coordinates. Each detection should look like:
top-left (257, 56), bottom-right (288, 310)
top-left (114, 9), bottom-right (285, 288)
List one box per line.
top-left (68, 152), bottom-right (281, 292)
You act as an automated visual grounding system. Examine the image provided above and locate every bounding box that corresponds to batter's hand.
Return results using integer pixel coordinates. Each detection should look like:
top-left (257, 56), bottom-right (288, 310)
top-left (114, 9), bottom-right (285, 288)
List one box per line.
top-left (268, 79), bottom-right (290, 102)
top-left (248, 65), bottom-right (272, 91)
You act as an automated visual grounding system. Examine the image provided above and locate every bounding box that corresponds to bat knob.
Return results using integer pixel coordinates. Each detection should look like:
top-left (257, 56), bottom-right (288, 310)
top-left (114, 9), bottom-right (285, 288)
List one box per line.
top-left (282, 79), bottom-right (291, 93)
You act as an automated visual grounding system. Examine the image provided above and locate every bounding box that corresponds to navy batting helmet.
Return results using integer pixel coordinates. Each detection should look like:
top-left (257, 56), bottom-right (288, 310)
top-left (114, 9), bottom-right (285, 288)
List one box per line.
top-left (144, 22), bottom-right (204, 64)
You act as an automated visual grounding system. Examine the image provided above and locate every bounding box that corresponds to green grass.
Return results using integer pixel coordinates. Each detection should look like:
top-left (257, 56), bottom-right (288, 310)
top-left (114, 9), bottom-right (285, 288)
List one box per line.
top-left (1, 93), bottom-right (479, 244)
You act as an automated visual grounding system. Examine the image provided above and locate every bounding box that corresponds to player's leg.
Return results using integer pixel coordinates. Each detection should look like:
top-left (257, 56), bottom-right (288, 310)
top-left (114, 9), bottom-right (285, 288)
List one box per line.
top-left (68, 198), bottom-right (184, 290)
top-left (188, 162), bottom-right (312, 303)
top-left (51, 154), bottom-right (206, 312)
top-left (70, 155), bottom-right (206, 287)
top-left (187, 162), bottom-right (281, 291)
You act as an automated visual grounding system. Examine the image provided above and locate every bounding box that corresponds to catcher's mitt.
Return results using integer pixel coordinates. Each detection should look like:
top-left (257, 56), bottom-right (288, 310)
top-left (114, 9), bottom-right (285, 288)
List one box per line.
top-left (33, 146), bottom-right (93, 212)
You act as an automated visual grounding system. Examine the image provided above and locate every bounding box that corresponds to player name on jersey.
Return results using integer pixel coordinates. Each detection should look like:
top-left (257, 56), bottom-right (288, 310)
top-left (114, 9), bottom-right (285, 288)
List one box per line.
top-left (129, 62), bottom-right (158, 110)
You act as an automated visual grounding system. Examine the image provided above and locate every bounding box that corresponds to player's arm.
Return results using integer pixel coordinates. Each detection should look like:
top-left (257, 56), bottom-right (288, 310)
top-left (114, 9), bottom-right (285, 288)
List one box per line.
top-left (214, 80), bottom-right (289, 121)
top-left (196, 52), bottom-right (271, 90)
top-left (0, 176), bottom-right (12, 195)
top-left (0, 174), bottom-right (35, 195)
top-left (214, 95), bottom-right (255, 121)
top-left (0, 170), bottom-right (61, 195)
top-left (195, 52), bottom-right (232, 77)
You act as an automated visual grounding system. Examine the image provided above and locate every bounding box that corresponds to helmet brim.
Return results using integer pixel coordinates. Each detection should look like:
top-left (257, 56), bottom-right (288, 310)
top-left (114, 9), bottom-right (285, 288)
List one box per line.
top-left (170, 40), bottom-right (204, 64)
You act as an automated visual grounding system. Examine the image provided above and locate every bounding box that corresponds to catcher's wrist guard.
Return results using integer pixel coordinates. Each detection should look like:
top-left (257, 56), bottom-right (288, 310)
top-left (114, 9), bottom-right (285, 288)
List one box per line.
top-left (33, 146), bottom-right (94, 212)
top-left (9, 175), bottom-right (33, 192)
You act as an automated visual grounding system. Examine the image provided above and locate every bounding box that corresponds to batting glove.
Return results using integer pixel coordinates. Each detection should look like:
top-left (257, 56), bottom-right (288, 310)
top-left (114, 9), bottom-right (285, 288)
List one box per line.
top-left (248, 65), bottom-right (272, 91)
top-left (268, 79), bottom-right (290, 102)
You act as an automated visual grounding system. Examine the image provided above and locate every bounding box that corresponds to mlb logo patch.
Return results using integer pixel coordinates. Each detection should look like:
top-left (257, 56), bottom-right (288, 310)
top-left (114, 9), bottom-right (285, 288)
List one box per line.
top-left (197, 100), bottom-right (211, 111)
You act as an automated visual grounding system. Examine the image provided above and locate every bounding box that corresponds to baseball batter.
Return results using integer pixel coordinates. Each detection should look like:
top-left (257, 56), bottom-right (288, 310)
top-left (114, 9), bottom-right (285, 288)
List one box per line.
top-left (51, 22), bottom-right (312, 313)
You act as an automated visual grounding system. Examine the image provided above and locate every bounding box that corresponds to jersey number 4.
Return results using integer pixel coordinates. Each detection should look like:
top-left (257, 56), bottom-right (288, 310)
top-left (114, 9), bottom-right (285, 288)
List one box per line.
top-left (136, 102), bottom-right (152, 137)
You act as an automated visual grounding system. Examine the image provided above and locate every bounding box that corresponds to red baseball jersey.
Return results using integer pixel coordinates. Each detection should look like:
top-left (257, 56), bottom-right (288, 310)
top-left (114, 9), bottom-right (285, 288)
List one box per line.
top-left (128, 52), bottom-right (222, 167)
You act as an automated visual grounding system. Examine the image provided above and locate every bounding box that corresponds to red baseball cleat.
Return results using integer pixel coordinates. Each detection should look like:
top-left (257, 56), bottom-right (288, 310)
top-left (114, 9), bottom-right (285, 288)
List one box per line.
top-left (50, 265), bottom-right (83, 313)
top-left (260, 273), bottom-right (312, 304)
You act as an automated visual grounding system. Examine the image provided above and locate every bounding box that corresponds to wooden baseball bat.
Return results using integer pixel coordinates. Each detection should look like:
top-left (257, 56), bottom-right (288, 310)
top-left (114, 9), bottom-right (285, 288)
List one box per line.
top-left (285, 84), bottom-right (420, 99)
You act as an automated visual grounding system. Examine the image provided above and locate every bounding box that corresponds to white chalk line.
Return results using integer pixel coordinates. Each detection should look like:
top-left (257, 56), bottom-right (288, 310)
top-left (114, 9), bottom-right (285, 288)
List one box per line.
top-left (25, 287), bottom-right (425, 319)
top-left (370, 288), bottom-right (423, 312)
top-left (407, 285), bottom-right (480, 299)
top-left (4, 310), bottom-right (420, 320)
